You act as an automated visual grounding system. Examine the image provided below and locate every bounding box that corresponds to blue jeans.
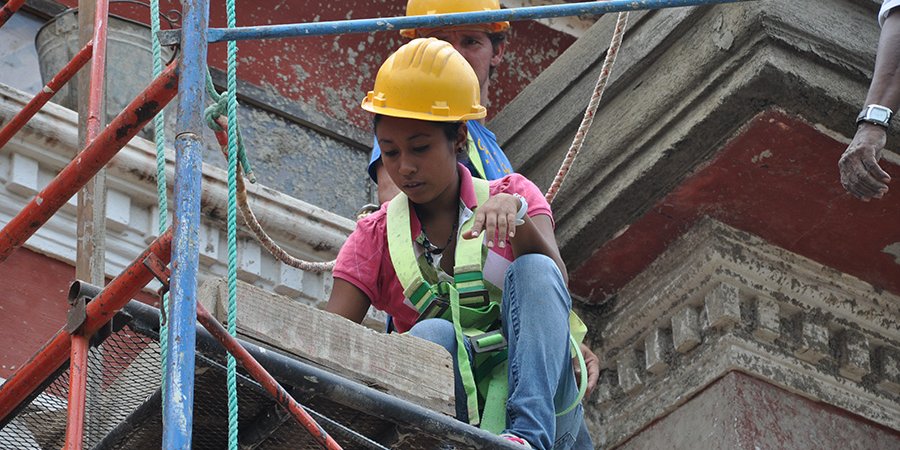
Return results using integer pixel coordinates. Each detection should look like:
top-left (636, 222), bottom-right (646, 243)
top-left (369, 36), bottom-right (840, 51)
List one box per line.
top-left (409, 254), bottom-right (594, 450)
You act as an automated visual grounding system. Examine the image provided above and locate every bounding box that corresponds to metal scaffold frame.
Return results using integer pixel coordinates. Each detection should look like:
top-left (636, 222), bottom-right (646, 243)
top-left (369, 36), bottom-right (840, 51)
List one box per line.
top-left (0, 0), bottom-right (753, 447)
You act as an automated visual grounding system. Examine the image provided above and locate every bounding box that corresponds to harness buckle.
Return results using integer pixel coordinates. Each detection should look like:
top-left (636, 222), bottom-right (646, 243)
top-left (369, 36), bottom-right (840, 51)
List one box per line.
top-left (469, 330), bottom-right (507, 354)
top-left (457, 288), bottom-right (490, 307)
top-left (418, 295), bottom-right (450, 321)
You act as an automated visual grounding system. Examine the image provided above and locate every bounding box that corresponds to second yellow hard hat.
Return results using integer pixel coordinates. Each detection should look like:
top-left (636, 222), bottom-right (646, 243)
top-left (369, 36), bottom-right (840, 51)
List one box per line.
top-left (400, 0), bottom-right (510, 38)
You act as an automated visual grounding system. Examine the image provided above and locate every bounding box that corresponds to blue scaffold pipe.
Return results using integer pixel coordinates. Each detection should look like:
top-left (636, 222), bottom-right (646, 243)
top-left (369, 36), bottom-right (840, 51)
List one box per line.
top-left (163, 0), bottom-right (209, 445)
top-left (207, 0), bottom-right (753, 43)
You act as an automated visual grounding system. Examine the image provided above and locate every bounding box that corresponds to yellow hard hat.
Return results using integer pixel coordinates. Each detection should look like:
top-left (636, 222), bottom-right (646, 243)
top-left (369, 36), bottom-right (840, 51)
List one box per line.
top-left (361, 38), bottom-right (487, 122)
top-left (400, 0), bottom-right (510, 38)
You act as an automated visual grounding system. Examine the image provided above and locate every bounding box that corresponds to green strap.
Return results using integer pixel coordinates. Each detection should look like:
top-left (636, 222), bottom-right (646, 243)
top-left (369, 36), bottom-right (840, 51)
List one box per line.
top-left (479, 361), bottom-right (508, 434)
top-left (387, 178), bottom-right (492, 319)
top-left (387, 176), bottom-right (587, 427)
top-left (449, 284), bottom-right (481, 425)
top-left (557, 334), bottom-right (588, 417)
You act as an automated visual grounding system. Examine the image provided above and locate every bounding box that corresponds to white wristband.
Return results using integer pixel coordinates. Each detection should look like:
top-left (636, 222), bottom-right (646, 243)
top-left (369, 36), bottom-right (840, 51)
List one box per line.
top-left (512, 193), bottom-right (528, 226)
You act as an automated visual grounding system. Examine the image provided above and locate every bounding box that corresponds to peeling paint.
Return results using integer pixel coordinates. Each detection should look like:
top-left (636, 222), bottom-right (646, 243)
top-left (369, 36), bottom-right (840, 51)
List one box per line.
top-left (882, 242), bottom-right (900, 265)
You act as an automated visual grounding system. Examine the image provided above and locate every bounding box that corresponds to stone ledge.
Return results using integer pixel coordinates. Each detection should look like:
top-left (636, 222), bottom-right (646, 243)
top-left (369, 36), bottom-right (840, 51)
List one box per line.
top-left (582, 218), bottom-right (900, 448)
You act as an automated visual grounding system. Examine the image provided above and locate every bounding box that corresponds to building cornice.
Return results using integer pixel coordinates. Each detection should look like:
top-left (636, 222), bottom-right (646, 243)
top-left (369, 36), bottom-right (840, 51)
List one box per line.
top-left (580, 218), bottom-right (900, 447)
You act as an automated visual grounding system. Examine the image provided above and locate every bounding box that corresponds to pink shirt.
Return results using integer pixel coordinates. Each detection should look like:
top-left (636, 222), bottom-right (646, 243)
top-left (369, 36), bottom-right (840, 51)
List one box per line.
top-left (333, 165), bottom-right (553, 332)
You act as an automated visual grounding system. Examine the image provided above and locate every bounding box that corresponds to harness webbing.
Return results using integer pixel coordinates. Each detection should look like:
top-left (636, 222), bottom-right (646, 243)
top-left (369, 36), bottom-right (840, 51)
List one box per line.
top-left (388, 177), bottom-right (492, 425)
top-left (386, 176), bottom-right (588, 430)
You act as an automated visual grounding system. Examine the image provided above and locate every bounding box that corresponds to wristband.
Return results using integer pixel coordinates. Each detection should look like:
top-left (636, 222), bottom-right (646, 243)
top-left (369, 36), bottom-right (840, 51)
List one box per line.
top-left (512, 193), bottom-right (528, 226)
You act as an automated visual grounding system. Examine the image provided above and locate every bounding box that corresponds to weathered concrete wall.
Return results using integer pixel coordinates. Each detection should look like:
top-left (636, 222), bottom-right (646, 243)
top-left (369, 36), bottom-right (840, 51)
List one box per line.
top-left (490, 0), bottom-right (893, 303)
top-left (619, 372), bottom-right (900, 450)
top-left (568, 111), bottom-right (900, 302)
top-left (49, 0), bottom-right (576, 129)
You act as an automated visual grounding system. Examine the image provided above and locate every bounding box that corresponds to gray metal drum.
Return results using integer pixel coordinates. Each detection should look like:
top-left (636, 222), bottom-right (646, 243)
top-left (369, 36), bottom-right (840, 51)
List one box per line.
top-left (35, 9), bottom-right (174, 138)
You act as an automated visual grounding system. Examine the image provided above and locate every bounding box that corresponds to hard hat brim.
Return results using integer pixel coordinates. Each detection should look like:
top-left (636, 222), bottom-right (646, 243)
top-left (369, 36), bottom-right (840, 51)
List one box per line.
top-left (361, 98), bottom-right (487, 123)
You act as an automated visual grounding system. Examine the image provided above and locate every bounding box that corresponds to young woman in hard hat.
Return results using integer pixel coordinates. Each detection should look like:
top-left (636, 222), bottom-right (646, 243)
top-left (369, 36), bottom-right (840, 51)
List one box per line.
top-left (327, 38), bottom-right (594, 450)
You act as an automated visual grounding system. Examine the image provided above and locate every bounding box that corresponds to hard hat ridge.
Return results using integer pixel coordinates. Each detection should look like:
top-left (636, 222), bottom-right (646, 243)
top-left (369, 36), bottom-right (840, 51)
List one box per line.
top-left (361, 38), bottom-right (486, 122)
top-left (400, 0), bottom-right (510, 38)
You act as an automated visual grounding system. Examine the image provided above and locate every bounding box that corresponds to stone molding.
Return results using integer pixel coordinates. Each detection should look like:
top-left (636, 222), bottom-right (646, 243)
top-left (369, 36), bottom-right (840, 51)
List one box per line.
top-left (0, 81), bottom-right (358, 312)
top-left (490, 0), bottom-right (885, 271)
top-left (581, 218), bottom-right (900, 448)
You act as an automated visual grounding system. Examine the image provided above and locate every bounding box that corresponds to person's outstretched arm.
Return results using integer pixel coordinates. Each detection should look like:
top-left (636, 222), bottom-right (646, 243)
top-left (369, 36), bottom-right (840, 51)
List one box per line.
top-left (839, 9), bottom-right (900, 200)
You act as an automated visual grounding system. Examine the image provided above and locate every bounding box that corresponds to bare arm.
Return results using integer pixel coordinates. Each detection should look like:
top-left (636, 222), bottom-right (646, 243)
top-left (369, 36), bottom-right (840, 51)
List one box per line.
top-left (839, 11), bottom-right (900, 200)
top-left (325, 278), bottom-right (372, 324)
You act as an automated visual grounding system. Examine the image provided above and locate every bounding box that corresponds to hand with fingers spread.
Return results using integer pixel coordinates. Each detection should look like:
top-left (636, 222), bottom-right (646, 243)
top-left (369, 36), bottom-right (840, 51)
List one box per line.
top-left (840, 124), bottom-right (892, 201)
top-left (462, 193), bottom-right (522, 248)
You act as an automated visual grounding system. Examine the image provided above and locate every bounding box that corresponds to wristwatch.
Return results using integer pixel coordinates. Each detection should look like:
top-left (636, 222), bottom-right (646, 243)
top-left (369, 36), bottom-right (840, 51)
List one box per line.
top-left (857, 104), bottom-right (893, 128)
top-left (512, 193), bottom-right (528, 226)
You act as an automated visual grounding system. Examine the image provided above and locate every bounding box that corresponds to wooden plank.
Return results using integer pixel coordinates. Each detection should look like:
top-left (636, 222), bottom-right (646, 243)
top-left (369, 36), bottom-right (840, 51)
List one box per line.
top-left (198, 278), bottom-right (456, 416)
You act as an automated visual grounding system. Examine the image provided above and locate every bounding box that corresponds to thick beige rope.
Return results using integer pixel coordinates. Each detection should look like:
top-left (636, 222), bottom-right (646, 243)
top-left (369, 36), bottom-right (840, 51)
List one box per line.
top-left (213, 118), bottom-right (336, 273)
top-left (545, 11), bottom-right (630, 204)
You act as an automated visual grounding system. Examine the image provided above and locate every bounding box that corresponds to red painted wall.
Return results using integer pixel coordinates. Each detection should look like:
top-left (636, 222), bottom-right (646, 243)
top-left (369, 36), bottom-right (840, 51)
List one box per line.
top-left (0, 248), bottom-right (157, 379)
top-left (59, 0), bottom-right (575, 130)
top-left (570, 111), bottom-right (900, 302)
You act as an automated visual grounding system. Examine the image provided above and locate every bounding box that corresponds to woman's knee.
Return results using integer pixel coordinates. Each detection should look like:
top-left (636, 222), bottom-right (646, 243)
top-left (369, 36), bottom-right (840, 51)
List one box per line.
top-left (505, 254), bottom-right (567, 301)
top-left (507, 254), bottom-right (560, 281)
top-left (407, 318), bottom-right (457, 352)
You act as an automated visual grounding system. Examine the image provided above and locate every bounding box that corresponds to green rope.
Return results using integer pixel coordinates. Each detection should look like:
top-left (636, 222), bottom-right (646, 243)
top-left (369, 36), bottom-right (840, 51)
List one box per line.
top-left (225, 0), bottom-right (239, 446)
top-left (204, 70), bottom-right (256, 183)
top-left (149, 0), bottom-right (169, 411)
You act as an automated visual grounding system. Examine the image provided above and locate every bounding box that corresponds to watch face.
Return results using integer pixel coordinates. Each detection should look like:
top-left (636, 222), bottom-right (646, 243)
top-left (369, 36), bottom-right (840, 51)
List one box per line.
top-left (870, 107), bottom-right (891, 123)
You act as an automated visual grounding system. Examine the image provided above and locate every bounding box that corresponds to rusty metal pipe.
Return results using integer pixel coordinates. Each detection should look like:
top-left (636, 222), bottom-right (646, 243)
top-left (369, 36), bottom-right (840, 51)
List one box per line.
top-left (0, 41), bottom-right (94, 150)
top-left (63, 333), bottom-right (90, 450)
top-left (0, 229), bottom-right (173, 423)
top-left (195, 303), bottom-right (342, 450)
top-left (0, 63), bottom-right (178, 262)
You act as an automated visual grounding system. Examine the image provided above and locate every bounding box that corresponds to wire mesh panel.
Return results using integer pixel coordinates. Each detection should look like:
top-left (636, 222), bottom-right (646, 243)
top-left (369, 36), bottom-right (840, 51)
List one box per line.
top-left (1, 317), bottom-right (492, 449)
top-left (0, 325), bottom-right (159, 450)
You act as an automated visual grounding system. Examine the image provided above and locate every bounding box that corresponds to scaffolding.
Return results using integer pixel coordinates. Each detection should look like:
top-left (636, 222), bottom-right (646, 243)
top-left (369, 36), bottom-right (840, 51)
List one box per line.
top-left (0, 0), bottom-right (753, 448)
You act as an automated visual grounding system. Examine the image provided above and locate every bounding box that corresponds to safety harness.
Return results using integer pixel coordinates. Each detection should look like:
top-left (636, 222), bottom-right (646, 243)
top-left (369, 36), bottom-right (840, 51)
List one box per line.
top-left (386, 177), bottom-right (587, 433)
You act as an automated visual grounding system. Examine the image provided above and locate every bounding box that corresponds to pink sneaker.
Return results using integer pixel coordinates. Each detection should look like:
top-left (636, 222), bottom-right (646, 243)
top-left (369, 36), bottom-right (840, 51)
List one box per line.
top-left (500, 433), bottom-right (534, 449)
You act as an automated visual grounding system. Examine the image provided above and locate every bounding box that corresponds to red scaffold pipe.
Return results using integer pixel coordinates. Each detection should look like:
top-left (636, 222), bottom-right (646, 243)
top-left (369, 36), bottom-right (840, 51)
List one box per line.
top-left (195, 303), bottom-right (343, 450)
top-left (0, 229), bottom-right (173, 423)
top-left (0, 63), bottom-right (179, 263)
top-left (0, 0), bottom-right (26, 29)
top-left (86, 0), bottom-right (110, 143)
top-left (0, 41), bottom-right (94, 150)
top-left (64, 333), bottom-right (90, 450)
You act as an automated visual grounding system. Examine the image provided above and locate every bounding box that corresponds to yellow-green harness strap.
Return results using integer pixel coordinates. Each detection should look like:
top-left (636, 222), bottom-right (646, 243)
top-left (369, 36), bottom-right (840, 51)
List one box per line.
top-left (387, 178), bottom-right (588, 427)
top-left (387, 178), bottom-right (491, 425)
